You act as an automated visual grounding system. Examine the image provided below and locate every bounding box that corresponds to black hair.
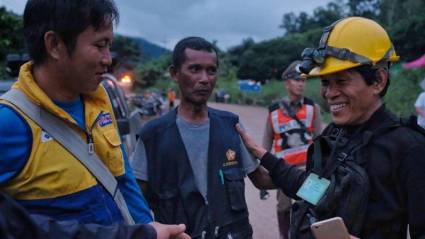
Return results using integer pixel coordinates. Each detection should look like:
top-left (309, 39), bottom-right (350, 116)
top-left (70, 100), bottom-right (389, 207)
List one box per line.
top-left (352, 64), bottom-right (390, 97)
top-left (172, 36), bottom-right (218, 69)
top-left (23, 0), bottom-right (119, 65)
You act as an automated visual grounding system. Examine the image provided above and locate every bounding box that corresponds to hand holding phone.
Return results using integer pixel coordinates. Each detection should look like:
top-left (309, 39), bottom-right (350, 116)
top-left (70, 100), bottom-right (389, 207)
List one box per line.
top-left (310, 217), bottom-right (351, 239)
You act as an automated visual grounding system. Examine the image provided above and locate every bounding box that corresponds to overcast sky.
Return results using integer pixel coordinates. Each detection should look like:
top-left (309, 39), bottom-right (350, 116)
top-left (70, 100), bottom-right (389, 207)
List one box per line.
top-left (0, 0), bottom-right (331, 50)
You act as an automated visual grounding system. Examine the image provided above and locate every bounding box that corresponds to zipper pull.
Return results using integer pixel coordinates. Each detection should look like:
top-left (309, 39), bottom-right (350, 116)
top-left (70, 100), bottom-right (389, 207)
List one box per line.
top-left (87, 135), bottom-right (94, 154)
top-left (214, 226), bottom-right (219, 237)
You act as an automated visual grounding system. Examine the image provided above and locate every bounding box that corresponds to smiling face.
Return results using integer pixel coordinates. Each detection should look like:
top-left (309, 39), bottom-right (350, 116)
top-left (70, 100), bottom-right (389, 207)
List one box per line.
top-left (170, 48), bottom-right (218, 106)
top-left (58, 24), bottom-right (113, 96)
top-left (320, 69), bottom-right (384, 126)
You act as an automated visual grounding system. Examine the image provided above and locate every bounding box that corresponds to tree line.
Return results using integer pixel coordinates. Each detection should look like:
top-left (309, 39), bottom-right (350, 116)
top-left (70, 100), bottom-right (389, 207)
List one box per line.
top-left (1, 0), bottom-right (424, 85)
top-left (230, 0), bottom-right (425, 81)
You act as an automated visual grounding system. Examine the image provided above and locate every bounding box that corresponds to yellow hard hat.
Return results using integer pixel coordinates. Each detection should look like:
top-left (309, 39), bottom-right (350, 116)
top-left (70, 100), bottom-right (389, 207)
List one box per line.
top-left (299, 17), bottom-right (399, 76)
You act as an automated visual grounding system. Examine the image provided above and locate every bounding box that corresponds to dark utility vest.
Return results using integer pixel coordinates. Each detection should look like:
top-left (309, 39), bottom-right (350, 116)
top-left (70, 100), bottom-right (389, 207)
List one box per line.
top-left (140, 108), bottom-right (252, 239)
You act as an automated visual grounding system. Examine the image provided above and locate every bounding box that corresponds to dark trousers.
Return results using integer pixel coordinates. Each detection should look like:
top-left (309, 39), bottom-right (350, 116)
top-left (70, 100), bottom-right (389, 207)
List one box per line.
top-left (277, 210), bottom-right (291, 239)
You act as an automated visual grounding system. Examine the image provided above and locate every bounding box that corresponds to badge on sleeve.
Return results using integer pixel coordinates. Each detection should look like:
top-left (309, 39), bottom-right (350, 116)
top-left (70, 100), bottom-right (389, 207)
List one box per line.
top-left (296, 173), bottom-right (330, 205)
top-left (98, 112), bottom-right (113, 127)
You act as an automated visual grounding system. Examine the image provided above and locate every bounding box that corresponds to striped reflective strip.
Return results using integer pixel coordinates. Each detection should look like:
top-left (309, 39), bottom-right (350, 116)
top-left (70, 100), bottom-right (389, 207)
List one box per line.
top-left (271, 110), bottom-right (281, 133)
top-left (305, 104), bottom-right (314, 128)
top-left (276, 144), bottom-right (310, 158)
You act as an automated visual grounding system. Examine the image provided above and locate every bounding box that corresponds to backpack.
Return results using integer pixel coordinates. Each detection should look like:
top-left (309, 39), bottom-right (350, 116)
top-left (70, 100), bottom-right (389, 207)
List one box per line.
top-left (290, 115), bottom-right (425, 239)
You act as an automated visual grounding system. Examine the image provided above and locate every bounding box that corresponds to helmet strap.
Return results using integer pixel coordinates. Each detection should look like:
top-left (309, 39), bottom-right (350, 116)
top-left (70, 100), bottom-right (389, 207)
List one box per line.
top-left (324, 46), bottom-right (373, 65)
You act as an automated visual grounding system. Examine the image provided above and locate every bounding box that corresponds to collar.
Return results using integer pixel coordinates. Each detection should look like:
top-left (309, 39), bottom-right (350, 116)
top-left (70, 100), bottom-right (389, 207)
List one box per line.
top-left (332, 104), bottom-right (397, 137)
top-left (14, 61), bottom-right (109, 126)
top-left (282, 96), bottom-right (304, 109)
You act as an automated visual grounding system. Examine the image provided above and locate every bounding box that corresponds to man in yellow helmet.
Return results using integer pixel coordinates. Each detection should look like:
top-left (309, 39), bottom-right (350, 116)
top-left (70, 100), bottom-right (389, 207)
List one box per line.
top-left (237, 17), bottom-right (425, 239)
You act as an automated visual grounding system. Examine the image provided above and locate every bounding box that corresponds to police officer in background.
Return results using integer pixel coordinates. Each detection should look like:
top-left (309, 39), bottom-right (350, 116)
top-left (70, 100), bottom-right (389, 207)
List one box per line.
top-left (237, 17), bottom-right (425, 239)
top-left (260, 61), bottom-right (322, 239)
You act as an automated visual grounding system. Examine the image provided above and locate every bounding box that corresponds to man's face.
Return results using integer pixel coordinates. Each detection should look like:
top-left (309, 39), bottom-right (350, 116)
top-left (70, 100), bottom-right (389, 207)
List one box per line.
top-left (59, 24), bottom-right (113, 95)
top-left (285, 78), bottom-right (305, 98)
top-left (320, 70), bottom-right (381, 125)
top-left (171, 48), bottom-right (218, 105)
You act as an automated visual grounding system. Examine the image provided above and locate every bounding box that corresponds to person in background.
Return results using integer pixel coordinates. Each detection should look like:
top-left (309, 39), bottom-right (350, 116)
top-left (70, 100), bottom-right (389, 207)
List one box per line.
top-left (414, 80), bottom-right (425, 128)
top-left (167, 88), bottom-right (176, 110)
top-left (260, 60), bottom-right (322, 239)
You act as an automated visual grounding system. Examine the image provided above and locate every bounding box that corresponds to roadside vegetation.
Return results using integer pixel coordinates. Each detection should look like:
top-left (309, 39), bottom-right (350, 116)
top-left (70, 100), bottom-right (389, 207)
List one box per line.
top-left (1, 0), bottom-right (424, 122)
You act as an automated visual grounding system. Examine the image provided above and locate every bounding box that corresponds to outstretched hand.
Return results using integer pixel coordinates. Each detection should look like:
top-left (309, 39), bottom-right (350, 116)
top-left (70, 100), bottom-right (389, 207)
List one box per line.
top-left (235, 123), bottom-right (267, 159)
top-left (150, 222), bottom-right (191, 239)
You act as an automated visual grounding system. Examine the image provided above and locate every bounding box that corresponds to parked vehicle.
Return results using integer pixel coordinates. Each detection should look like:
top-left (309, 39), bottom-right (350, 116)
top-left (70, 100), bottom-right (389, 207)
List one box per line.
top-left (101, 73), bottom-right (137, 152)
top-left (131, 91), bottom-right (165, 117)
top-left (1, 53), bottom-right (29, 95)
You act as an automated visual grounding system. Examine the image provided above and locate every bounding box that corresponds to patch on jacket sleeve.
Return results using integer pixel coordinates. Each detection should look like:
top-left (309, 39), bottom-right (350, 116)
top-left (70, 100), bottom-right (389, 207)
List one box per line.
top-left (98, 112), bottom-right (113, 127)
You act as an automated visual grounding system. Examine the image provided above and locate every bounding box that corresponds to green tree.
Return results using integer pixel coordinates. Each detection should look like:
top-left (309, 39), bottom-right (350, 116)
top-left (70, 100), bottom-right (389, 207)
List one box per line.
top-left (133, 54), bottom-right (172, 89)
top-left (227, 38), bottom-right (255, 66)
top-left (236, 28), bottom-right (322, 81)
top-left (279, 1), bottom-right (344, 35)
top-left (379, 0), bottom-right (425, 60)
top-left (346, 0), bottom-right (380, 19)
top-left (111, 35), bottom-right (142, 66)
top-left (0, 7), bottom-right (24, 78)
top-left (0, 7), bottom-right (24, 60)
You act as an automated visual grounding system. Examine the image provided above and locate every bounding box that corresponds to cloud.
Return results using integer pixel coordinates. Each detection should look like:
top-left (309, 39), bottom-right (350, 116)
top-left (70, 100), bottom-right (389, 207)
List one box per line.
top-left (1, 0), bottom-right (331, 50)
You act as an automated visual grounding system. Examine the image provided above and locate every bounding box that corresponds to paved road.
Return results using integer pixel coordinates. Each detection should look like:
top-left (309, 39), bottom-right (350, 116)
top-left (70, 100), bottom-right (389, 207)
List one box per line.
top-left (207, 102), bottom-right (280, 239)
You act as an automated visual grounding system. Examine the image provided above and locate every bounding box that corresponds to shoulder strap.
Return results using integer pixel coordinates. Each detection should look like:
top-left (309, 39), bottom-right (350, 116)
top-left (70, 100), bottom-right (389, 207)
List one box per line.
top-left (268, 102), bottom-right (280, 112)
top-left (321, 121), bottom-right (399, 178)
top-left (1, 89), bottom-right (135, 225)
top-left (303, 97), bottom-right (314, 106)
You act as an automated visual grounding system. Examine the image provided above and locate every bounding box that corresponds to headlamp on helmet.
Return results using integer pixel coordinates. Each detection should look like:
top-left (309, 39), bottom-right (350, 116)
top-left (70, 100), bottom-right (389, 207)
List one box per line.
top-left (299, 48), bottom-right (325, 74)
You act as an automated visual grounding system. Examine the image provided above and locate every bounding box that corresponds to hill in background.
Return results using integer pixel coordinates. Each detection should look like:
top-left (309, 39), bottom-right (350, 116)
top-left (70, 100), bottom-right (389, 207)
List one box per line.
top-left (132, 36), bottom-right (170, 59)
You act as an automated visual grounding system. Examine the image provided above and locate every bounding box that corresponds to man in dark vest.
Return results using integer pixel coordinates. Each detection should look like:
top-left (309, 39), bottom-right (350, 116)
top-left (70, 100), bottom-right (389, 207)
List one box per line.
top-left (131, 37), bottom-right (274, 239)
top-left (237, 17), bottom-right (425, 239)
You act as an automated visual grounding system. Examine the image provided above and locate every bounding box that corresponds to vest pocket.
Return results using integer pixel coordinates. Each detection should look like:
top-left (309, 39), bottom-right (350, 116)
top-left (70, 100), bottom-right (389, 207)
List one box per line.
top-left (155, 189), bottom-right (187, 225)
top-left (223, 168), bottom-right (247, 211)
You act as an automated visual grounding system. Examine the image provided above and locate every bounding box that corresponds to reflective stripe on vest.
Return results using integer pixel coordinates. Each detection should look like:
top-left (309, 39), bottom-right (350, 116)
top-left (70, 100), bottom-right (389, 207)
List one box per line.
top-left (270, 103), bottom-right (315, 165)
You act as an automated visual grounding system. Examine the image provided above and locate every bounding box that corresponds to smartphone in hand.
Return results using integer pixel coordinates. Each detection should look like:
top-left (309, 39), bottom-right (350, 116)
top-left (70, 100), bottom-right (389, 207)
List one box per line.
top-left (310, 217), bottom-right (351, 239)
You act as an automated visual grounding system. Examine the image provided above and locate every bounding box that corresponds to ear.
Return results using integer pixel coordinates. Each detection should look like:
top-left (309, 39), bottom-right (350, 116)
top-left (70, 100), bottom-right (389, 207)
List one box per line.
top-left (44, 31), bottom-right (65, 61)
top-left (168, 65), bottom-right (179, 83)
top-left (373, 68), bottom-right (388, 95)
